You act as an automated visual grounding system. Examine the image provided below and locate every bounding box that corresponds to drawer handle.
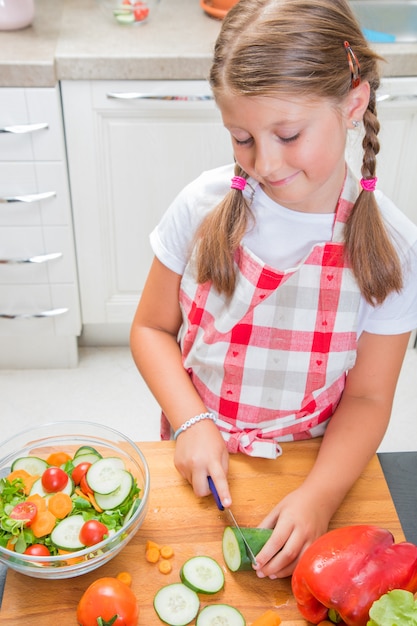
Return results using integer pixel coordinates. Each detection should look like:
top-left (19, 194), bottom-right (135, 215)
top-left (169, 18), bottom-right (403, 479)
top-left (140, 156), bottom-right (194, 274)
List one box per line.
top-left (0, 308), bottom-right (68, 319)
top-left (0, 252), bottom-right (62, 265)
top-left (0, 191), bottom-right (56, 204)
top-left (0, 122), bottom-right (49, 134)
top-left (106, 92), bottom-right (214, 101)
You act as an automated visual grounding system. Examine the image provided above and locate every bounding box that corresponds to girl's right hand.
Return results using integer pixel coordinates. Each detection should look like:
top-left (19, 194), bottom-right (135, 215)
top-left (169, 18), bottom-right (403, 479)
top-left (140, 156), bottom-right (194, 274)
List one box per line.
top-left (173, 420), bottom-right (231, 507)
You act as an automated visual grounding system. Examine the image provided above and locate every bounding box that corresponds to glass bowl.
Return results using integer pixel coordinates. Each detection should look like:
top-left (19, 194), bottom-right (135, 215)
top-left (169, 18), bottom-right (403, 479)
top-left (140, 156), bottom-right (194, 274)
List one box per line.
top-left (96, 0), bottom-right (159, 25)
top-left (0, 421), bottom-right (150, 579)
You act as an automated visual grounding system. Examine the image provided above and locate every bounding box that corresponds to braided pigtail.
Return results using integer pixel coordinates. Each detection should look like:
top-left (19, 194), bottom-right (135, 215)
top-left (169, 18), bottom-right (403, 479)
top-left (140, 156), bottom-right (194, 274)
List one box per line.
top-left (344, 86), bottom-right (403, 304)
top-left (195, 164), bottom-right (253, 296)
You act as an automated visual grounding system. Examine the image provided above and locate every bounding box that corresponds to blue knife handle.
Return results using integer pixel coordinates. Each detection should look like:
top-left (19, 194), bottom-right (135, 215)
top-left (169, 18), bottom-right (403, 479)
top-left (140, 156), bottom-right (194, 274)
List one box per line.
top-left (208, 476), bottom-right (224, 511)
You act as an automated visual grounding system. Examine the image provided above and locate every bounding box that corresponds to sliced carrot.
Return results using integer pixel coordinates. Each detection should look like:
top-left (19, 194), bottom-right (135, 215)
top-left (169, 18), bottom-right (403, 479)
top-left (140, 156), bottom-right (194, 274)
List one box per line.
top-left (57, 549), bottom-right (83, 566)
top-left (116, 571), bottom-right (133, 587)
top-left (74, 487), bottom-right (90, 502)
top-left (160, 545), bottom-right (174, 559)
top-left (145, 546), bottom-right (160, 563)
top-left (46, 451), bottom-right (71, 467)
top-left (26, 493), bottom-right (47, 513)
top-left (31, 510), bottom-right (57, 538)
top-left (146, 540), bottom-right (160, 551)
top-left (87, 492), bottom-right (103, 513)
top-left (158, 559), bottom-right (172, 574)
top-left (47, 492), bottom-right (73, 519)
top-left (6, 469), bottom-right (40, 496)
top-left (251, 609), bottom-right (282, 626)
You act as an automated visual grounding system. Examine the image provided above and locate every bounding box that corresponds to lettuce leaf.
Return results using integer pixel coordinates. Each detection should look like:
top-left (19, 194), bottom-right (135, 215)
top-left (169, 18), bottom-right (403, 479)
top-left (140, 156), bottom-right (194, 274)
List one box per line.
top-left (367, 589), bottom-right (417, 625)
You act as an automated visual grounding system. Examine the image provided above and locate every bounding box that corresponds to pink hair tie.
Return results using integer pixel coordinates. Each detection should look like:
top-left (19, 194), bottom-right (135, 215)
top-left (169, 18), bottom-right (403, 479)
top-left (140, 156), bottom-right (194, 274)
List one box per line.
top-left (360, 177), bottom-right (377, 192)
top-left (231, 176), bottom-right (247, 191)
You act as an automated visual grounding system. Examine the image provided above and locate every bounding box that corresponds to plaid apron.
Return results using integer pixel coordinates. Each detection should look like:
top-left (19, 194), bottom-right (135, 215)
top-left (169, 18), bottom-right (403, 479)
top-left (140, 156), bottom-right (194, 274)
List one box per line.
top-left (165, 170), bottom-right (361, 459)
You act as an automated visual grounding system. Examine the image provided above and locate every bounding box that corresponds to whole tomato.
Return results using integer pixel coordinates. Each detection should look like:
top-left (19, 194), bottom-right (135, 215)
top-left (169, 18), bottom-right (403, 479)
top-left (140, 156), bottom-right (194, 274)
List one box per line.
top-left (41, 467), bottom-right (69, 493)
top-left (79, 520), bottom-right (108, 547)
top-left (77, 577), bottom-right (139, 626)
top-left (24, 544), bottom-right (51, 557)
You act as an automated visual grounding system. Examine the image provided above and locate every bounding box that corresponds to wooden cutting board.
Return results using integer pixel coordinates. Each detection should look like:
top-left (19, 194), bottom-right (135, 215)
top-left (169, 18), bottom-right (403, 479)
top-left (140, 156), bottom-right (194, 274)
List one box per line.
top-left (0, 440), bottom-right (405, 625)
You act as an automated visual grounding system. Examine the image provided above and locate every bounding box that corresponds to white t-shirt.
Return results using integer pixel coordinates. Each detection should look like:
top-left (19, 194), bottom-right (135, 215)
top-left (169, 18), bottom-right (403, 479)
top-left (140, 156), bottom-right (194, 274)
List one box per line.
top-left (150, 163), bottom-right (417, 337)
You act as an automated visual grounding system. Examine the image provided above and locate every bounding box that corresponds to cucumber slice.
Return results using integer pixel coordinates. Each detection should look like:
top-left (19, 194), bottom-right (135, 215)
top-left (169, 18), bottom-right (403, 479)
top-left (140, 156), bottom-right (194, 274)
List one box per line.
top-left (154, 583), bottom-right (199, 626)
top-left (73, 445), bottom-right (101, 458)
top-left (222, 526), bottom-right (273, 572)
top-left (29, 475), bottom-right (74, 498)
top-left (50, 514), bottom-right (85, 551)
top-left (196, 604), bottom-right (246, 626)
top-left (72, 452), bottom-right (103, 467)
top-left (11, 456), bottom-right (48, 476)
top-left (86, 457), bottom-right (125, 494)
top-left (180, 556), bottom-right (224, 594)
top-left (93, 469), bottom-right (133, 510)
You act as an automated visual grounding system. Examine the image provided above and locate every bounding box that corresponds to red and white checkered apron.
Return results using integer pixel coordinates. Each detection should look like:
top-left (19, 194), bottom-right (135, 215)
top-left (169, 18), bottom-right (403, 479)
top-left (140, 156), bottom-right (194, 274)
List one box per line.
top-left (164, 171), bottom-right (361, 458)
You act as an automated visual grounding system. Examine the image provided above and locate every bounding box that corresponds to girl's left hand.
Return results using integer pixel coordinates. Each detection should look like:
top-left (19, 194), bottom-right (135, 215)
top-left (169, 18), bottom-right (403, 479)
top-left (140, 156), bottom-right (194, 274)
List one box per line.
top-left (253, 485), bottom-right (332, 578)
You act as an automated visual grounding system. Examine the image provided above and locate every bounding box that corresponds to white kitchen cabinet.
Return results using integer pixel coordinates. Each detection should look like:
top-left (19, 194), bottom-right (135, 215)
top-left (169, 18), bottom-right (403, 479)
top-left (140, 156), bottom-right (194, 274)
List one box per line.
top-left (0, 87), bottom-right (81, 368)
top-left (62, 78), bottom-right (417, 346)
top-left (61, 80), bottom-right (233, 344)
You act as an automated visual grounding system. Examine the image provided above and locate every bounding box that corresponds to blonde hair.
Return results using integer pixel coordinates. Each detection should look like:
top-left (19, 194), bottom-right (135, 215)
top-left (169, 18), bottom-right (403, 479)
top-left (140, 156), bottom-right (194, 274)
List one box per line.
top-left (196, 0), bottom-right (402, 304)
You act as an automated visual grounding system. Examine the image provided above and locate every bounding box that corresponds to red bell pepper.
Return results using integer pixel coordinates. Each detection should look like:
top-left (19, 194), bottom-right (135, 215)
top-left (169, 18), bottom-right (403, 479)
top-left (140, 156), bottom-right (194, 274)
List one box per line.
top-left (291, 525), bottom-right (417, 626)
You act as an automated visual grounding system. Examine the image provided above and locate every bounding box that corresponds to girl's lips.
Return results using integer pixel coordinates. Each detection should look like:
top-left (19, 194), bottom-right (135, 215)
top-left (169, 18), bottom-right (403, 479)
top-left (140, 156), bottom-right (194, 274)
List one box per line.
top-left (267, 171), bottom-right (300, 187)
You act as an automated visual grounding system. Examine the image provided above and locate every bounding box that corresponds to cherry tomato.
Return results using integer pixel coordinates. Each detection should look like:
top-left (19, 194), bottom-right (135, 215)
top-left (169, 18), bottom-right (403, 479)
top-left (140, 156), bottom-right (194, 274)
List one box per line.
top-left (24, 544), bottom-right (51, 557)
top-left (77, 577), bottom-right (139, 626)
top-left (9, 501), bottom-right (37, 527)
top-left (79, 520), bottom-right (108, 547)
top-left (41, 466), bottom-right (69, 493)
top-left (80, 474), bottom-right (94, 495)
top-left (133, 1), bottom-right (149, 21)
top-left (71, 461), bottom-right (92, 486)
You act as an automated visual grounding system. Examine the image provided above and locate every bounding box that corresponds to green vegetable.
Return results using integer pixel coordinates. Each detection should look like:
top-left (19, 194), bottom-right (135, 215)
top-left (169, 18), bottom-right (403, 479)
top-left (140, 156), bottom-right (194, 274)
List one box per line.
top-left (367, 589), bottom-right (417, 625)
top-left (0, 450), bottom-right (140, 559)
top-left (196, 604), bottom-right (245, 625)
top-left (222, 526), bottom-right (272, 572)
top-left (180, 555), bottom-right (225, 594)
top-left (153, 582), bottom-right (200, 626)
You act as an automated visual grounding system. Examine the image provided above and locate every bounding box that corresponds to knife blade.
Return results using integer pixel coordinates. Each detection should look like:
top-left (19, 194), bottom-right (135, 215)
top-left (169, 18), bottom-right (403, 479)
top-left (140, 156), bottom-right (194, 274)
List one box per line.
top-left (207, 476), bottom-right (258, 566)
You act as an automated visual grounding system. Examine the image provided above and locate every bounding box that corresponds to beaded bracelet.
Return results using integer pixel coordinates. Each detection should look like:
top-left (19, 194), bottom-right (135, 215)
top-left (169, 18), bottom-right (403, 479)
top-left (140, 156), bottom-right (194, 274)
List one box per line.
top-left (173, 412), bottom-right (217, 440)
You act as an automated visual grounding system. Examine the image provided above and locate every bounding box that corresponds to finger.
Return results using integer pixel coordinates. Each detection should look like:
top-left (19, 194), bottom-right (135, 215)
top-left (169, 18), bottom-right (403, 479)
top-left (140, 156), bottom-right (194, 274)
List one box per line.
top-left (207, 469), bottom-right (232, 508)
top-left (255, 522), bottom-right (293, 569)
top-left (257, 528), bottom-right (304, 579)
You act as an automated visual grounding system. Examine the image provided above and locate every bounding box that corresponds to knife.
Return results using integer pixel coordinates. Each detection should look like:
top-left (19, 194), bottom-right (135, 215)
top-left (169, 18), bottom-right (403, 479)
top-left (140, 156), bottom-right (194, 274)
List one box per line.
top-left (208, 475), bottom-right (258, 566)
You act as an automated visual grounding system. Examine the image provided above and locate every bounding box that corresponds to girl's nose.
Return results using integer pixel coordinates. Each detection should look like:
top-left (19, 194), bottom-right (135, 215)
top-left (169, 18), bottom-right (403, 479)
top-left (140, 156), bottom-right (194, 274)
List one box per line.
top-left (254, 143), bottom-right (282, 179)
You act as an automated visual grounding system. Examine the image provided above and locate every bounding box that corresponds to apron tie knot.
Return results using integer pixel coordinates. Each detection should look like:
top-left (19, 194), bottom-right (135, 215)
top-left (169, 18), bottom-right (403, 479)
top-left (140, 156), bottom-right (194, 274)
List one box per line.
top-left (224, 429), bottom-right (282, 459)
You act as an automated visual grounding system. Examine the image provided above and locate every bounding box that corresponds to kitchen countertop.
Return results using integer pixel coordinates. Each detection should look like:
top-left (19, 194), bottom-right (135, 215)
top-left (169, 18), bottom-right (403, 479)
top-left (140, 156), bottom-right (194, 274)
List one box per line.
top-left (0, 0), bottom-right (417, 87)
top-left (0, 440), bottom-right (413, 624)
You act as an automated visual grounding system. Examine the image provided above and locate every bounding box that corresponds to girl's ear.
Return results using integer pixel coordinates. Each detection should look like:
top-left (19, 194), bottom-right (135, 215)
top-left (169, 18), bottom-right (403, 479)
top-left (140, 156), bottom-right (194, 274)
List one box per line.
top-left (344, 81), bottom-right (371, 127)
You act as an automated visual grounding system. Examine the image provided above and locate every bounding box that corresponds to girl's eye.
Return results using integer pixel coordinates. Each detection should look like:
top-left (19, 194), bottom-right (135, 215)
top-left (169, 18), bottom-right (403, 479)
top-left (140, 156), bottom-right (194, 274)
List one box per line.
top-left (232, 136), bottom-right (253, 146)
top-left (279, 133), bottom-right (300, 144)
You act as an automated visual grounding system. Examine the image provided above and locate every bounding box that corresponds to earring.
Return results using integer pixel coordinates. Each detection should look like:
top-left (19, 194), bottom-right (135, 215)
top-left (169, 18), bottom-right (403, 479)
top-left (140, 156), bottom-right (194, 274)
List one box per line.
top-left (352, 120), bottom-right (360, 128)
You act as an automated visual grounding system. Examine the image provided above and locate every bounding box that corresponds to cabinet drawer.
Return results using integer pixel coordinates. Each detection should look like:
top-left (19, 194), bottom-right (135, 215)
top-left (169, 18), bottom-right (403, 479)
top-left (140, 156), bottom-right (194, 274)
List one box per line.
top-left (0, 283), bottom-right (81, 336)
top-left (0, 226), bottom-right (77, 284)
top-left (0, 88), bottom-right (65, 161)
top-left (0, 162), bottom-right (71, 226)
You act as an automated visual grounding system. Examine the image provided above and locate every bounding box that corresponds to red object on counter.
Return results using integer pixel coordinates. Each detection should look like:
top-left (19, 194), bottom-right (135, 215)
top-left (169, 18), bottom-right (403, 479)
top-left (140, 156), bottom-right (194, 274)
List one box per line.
top-left (291, 524), bottom-right (417, 626)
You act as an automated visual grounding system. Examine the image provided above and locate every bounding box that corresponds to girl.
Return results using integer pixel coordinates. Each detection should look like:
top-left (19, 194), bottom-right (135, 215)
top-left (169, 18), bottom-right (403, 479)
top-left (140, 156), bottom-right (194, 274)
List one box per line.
top-left (130, 0), bottom-right (417, 578)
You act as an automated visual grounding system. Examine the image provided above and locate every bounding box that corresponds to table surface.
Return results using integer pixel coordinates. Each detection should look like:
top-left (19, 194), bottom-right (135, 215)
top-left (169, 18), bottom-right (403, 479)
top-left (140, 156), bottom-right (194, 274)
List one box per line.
top-left (0, 441), bottom-right (414, 625)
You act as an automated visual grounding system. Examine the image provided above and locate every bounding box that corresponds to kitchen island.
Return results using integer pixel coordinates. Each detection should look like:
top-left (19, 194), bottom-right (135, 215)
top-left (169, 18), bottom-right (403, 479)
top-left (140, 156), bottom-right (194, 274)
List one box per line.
top-left (1, 0), bottom-right (417, 86)
top-left (0, 440), bottom-right (416, 623)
